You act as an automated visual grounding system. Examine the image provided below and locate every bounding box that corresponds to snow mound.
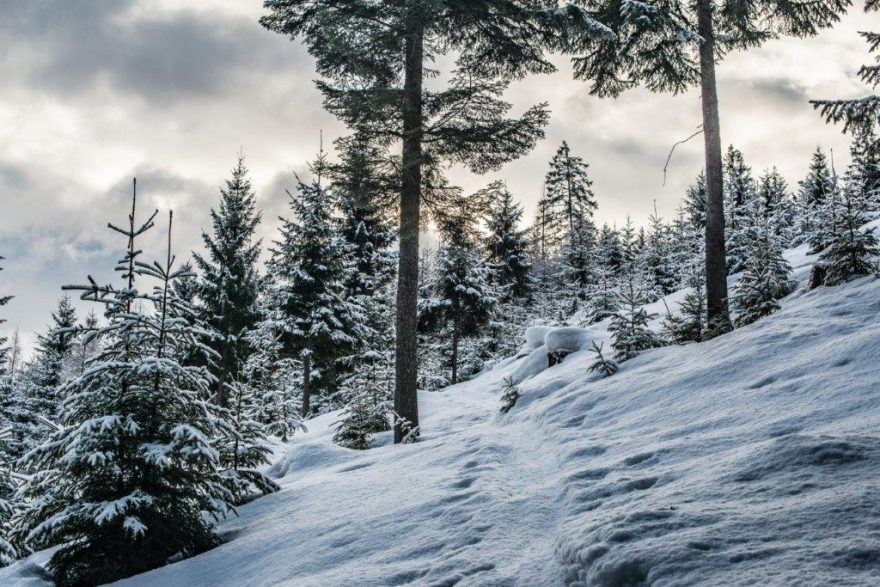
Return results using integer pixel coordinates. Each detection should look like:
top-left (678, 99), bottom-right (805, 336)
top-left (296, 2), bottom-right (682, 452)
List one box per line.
top-left (544, 327), bottom-right (590, 354)
top-left (524, 326), bottom-right (552, 350)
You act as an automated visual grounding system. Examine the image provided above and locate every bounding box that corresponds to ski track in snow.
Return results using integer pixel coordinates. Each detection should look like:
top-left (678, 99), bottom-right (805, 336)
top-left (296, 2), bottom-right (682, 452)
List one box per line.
top-left (3, 232), bottom-right (880, 586)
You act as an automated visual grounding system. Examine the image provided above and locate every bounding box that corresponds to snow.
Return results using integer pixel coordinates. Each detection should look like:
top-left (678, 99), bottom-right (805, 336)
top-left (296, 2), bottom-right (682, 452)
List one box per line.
top-left (4, 242), bottom-right (880, 585)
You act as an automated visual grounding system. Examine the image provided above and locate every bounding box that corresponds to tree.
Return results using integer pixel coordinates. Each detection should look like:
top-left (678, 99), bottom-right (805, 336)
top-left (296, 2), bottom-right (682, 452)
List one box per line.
top-left (19, 186), bottom-right (230, 586)
top-left (544, 141), bottom-right (598, 238)
top-left (265, 171), bottom-right (360, 417)
top-left (758, 167), bottom-right (796, 242)
top-left (569, 0), bottom-right (848, 334)
top-left (795, 147), bottom-right (836, 251)
top-left (0, 257), bottom-right (11, 378)
top-left (609, 271), bottom-right (662, 362)
top-left (499, 377), bottom-right (521, 414)
top-left (638, 206), bottom-right (677, 297)
top-left (845, 129), bottom-right (880, 211)
top-left (723, 146), bottom-right (758, 274)
top-left (683, 172), bottom-right (708, 231)
top-left (261, 0), bottom-right (599, 443)
top-left (420, 197), bottom-right (497, 385)
top-left (812, 1), bottom-right (880, 147)
top-left (215, 380), bottom-right (279, 504)
top-left (588, 341), bottom-right (618, 378)
top-left (820, 183), bottom-right (879, 285)
top-left (483, 182), bottom-right (532, 300)
top-left (26, 296), bottom-right (79, 427)
top-left (732, 209), bottom-right (795, 326)
top-left (194, 156), bottom-right (262, 408)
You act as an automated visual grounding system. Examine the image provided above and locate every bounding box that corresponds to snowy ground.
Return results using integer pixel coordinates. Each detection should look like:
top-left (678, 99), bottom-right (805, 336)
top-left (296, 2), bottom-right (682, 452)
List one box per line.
top-left (3, 235), bottom-right (880, 586)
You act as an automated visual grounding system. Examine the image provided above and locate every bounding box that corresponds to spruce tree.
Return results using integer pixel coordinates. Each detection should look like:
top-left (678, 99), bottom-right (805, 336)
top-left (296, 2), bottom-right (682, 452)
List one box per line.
top-left (194, 157), bottom-right (262, 408)
top-left (483, 182), bottom-right (532, 300)
top-left (812, 1), bottom-right (880, 145)
top-left (544, 141), bottom-right (598, 237)
top-left (609, 271), bottom-right (662, 362)
top-left (0, 258), bottom-right (12, 378)
top-left (732, 209), bottom-right (795, 326)
top-left (261, 0), bottom-right (595, 443)
top-left (820, 183), bottom-right (880, 285)
top-left (588, 341), bottom-right (618, 378)
top-left (215, 380), bottom-right (279, 504)
top-left (758, 167), bottom-right (796, 243)
top-left (19, 188), bottom-right (230, 586)
top-left (420, 198), bottom-right (498, 385)
top-left (723, 146), bottom-right (758, 274)
top-left (569, 0), bottom-right (847, 334)
top-left (598, 224), bottom-right (625, 276)
top-left (683, 172), bottom-right (708, 231)
top-left (499, 377), bottom-right (521, 414)
top-left (798, 147), bottom-right (836, 251)
top-left (638, 207), bottom-right (677, 297)
top-left (264, 171), bottom-right (360, 417)
top-left (845, 129), bottom-right (880, 211)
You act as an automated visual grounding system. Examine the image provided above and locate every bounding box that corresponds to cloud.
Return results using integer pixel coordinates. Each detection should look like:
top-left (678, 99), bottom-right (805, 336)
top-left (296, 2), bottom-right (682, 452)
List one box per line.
top-left (0, 0), bottom-right (309, 105)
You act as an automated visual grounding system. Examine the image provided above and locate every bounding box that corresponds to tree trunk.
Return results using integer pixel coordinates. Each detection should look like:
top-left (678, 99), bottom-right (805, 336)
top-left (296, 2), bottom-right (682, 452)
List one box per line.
top-left (394, 16), bottom-right (424, 443)
top-left (696, 0), bottom-right (732, 335)
top-left (301, 353), bottom-right (311, 419)
top-left (451, 323), bottom-right (459, 385)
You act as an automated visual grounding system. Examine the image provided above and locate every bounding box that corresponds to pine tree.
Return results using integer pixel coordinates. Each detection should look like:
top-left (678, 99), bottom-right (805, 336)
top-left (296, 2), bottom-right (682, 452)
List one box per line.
top-left (544, 141), bottom-right (598, 238)
top-left (820, 183), bottom-right (880, 285)
top-left (420, 198), bottom-right (498, 385)
top-left (569, 0), bottom-right (847, 333)
top-left (0, 257), bottom-right (12, 378)
top-left (812, 2), bottom-right (880, 145)
top-left (798, 147), bottom-right (837, 251)
top-left (499, 377), bottom-right (521, 414)
top-left (758, 167), bottom-right (796, 243)
top-left (588, 341), bottom-right (618, 378)
top-left (663, 256), bottom-right (707, 345)
top-left (638, 207), bottom-right (677, 297)
top-left (724, 147), bottom-right (759, 274)
top-left (265, 170), bottom-right (360, 417)
top-left (18, 187), bottom-right (230, 586)
top-left (732, 209), bottom-right (795, 327)
top-left (194, 157), bottom-right (262, 408)
top-left (587, 265), bottom-right (619, 324)
top-left (683, 172), bottom-right (708, 231)
top-left (597, 224), bottom-right (625, 276)
top-left (261, 1), bottom-right (589, 443)
top-left (845, 129), bottom-right (880, 211)
top-left (609, 271), bottom-right (662, 362)
top-left (216, 380), bottom-right (279, 504)
top-left (483, 182), bottom-right (532, 300)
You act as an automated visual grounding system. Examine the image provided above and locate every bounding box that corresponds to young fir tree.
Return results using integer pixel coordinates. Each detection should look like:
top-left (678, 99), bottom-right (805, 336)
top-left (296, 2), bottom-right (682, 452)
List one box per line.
top-left (683, 172), bottom-right (708, 231)
top-left (588, 265), bottom-right (620, 324)
top-left (0, 258), bottom-right (16, 567)
top-left (499, 377), bottom-right (521, 414)
top-left (569, 0), bottom-right (847, 334)
top-left (261, 1), bottom-right (601, 443)
top-left (483, 181), bottom-right (532, 300)
top-left (758, 167), bottom-right (796, 243)
top-left (18, 188), bottom-right (230, 586)
top-left (243, 302), bottom-right (303, 442)
top-left (663, 248), bottom-right (708, 345)
top-left (588, 341), bottom-right (618, 378)
top-left (798, 147), bottom-right (837, 251)
top-left (420, 198), bottom-right (498, 385)
top-left (638, 206), bottom-right (678, 298)
top-left (0, 257), bottom-right (10, 375)
top-left (609, 270), bottom-right (662, 362)
top-left (820, 182), bottom-right (880, 285)
top-left (845, 129), bottom-right (880, 211)
top-left (194, 157), bottom-right (262, 408)
top-left (732, 208), bottom-right (795, 327)
top-left (598, 224), bottom-right (625, 276)
top-left (265, 170), bottom-right (360, 418)
top-left (215, 380), bottom-right (279, 504)
top-left (544, 141), bottom-right (598, 238)
top-left (723, 146), bottom-right (759, 274)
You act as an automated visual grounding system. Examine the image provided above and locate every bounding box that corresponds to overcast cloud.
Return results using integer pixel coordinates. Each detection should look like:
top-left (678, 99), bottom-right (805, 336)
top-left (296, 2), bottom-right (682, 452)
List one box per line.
top-left (0, 0), bottom-right (876, 353)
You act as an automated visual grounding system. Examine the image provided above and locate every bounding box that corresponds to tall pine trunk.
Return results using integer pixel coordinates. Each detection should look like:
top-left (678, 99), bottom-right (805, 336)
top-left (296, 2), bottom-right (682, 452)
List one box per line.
top-left (394, 16), bottom-right (424, 443)
top-left (301, 353), bottom-right (311, 418)
top-left (696, 0), bottom-right (732, 334)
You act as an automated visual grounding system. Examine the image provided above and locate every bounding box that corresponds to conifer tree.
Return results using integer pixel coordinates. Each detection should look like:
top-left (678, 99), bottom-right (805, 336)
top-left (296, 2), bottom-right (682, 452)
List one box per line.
top-left (215, 380), bottom-right (279, 504)
top-left (265, 170), bottom-right (360, 417)
top-left (758, 167), bottom-right (796, 243)
top-left (683, 172), bottom-right (708, 231)
top-left (483, 182), bottom-right (532, 300)
top-left (598, 224), bottom-right (625, 276)
top-left (19, 187), bottom-right (230, 586)
top-left (0, 261), bottom-right (17, 567)
top-left (499, 377), bottom-right (521, 414)
top-left (609, 271), bottom-right (662, 362)
top-left (0, 257), bottom-right (11, 380)
top-left (845, 129), bottom-right (880, 210)
top-left (26, 296), bottom-right (79, 424)
top-left (732, 209), bottom-right (795, 326)
top-left (812, 1), bottom-right (880, 146)
top-left (544, 141), bottom-right (598, 237)
top-left (194, 157), bottom-right (262, 408)
top-left (638, 207), bottom-right (677, 297)
top-left (588, 341), bottom-right (618, 378)
top-left (420, 197), bottom-right (498, 385)
top-left (723, 147), bottom-right (758, 274)
top-left (261, 0), bottom-right (598, 443)
top-left (569, 0), bottom-right (847, 334)
top-left (588, 265), bottom-right (619, 324)
top-left (798, 147), bottom-right (837, 251)
top-left (820, 183), bottom-right (880, 285)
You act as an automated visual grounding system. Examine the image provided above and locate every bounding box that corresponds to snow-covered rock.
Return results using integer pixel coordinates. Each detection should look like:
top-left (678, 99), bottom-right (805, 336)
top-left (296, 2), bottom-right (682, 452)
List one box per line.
top-left (544, 327), bottom-right (589, 354)
top-left (524, 326), bottom-right (552, 350)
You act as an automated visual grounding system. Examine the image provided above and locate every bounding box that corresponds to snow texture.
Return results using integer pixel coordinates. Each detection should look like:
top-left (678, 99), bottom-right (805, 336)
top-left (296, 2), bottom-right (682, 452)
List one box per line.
top-left (3, 241), bottom-right (880, 586)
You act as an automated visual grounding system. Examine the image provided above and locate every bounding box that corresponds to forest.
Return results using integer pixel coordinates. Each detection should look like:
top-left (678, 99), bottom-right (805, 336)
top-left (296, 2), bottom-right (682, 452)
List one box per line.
top-left (1, 1), bottom-right (879, 585)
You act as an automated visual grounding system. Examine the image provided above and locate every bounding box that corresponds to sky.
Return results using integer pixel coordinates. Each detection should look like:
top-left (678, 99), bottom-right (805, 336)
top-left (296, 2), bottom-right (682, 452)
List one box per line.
top-left (0, 0), bottom-right (876, 355)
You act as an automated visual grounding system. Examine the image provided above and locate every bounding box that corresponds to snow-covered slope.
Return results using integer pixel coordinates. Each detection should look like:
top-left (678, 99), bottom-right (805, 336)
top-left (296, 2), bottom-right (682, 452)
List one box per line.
top-left (4, 241), bottom-right (880, 586)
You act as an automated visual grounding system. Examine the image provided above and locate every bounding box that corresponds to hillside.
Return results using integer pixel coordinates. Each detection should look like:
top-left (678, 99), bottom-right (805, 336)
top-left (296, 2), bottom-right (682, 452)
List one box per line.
top-left (3, 240), bottom-right (879, 586)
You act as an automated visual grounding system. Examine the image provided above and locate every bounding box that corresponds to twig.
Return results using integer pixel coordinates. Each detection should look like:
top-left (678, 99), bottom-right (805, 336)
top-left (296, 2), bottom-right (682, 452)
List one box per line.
top-left (663, 126), bottom-right (703, 186)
